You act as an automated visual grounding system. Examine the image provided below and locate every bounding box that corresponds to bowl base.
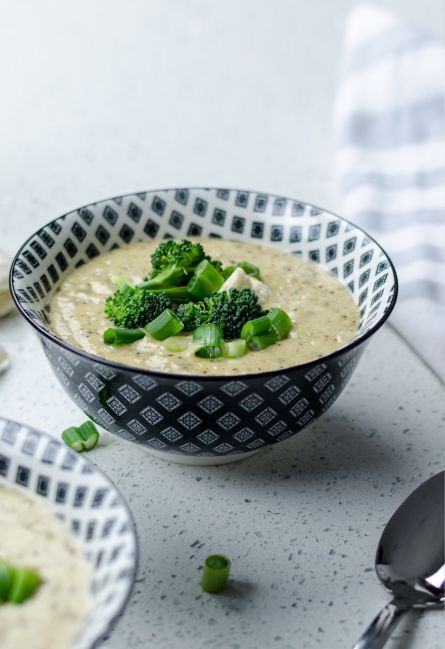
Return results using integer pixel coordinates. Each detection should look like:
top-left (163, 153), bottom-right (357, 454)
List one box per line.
top-left (144, 447), bottom-right (262, 466)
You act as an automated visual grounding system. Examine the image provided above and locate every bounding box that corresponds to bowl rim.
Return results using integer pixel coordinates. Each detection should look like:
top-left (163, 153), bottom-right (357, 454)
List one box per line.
top-left (9, 186), bottom-right (399, 380)
top-left (0, 415), bottom-right (139, 649)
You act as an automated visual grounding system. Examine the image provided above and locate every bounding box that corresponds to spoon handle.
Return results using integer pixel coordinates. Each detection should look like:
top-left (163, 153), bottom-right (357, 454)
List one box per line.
top-left (352, 599), bottom-right (409, 649)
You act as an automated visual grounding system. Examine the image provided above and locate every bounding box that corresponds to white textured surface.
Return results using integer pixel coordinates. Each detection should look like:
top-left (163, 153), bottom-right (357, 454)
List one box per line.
top-left (0, 1), bottom-right (444, 648)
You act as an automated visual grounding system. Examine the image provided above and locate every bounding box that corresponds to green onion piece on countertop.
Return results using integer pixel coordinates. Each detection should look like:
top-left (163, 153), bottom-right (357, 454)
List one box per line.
top-left (103, 327), bottom-right (145, 346)
top-left (201, 554), bottom-right (231, 593)
top-left (193, 324), bottom-right (223, 359)
top-left (240, 315), bottom-right (271, 340)
top-left (188, 260), bottom-right (224, 298)
top-left (222, 339), bottom-right (247, 358)
top-left (247, 330), bottom-right (278, 351)
top-left (7, 567), bottom-right (41, 604)
top-left (145, 309), bottom-right (184, 340)
top-left (0, 563), bottom-right (14, 602)
top-left (267, 308), bottom-right (292, 340)
top-left (163, 335), bottom-right (192, 352)
top-left (61, 420), bottom-right (100, 452)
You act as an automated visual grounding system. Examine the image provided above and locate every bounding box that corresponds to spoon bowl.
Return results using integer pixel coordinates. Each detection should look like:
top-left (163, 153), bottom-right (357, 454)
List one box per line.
top-left (353, 471), bottom-right (444, 649)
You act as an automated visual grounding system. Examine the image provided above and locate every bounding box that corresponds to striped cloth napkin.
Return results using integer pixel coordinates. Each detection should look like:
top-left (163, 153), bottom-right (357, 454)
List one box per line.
top-left (334, 4), bottom-right (444, 381)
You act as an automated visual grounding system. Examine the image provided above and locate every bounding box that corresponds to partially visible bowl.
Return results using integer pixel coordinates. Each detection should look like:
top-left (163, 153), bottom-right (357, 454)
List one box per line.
top-left (0, 417), bottom-right (138, 649)
top-left (10, 188), bottom-right (398, 465)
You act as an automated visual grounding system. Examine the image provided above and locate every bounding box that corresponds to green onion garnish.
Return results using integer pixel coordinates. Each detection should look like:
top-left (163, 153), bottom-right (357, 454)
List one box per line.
top-left (103, 327), bottom-right (145, 346)
top-left (247, 330), bottom-right (278, 351)
top-left (145, 309), bottom-right (184, 340)
top-left (61, 420), bottom-right (100, 452)
top-left (240, 315), bottom-right (271, 340)
top-left (188, 260), bottom-right (224, 298)
top-left (7, 567), bottom-right (41, 604)
top-left (0, 563), bottom-right (14, 602)
top-left (0, 561), bottom-right (41, 605)
top-left (222, 339), bottom-right (248, 358)
top-left (193, 324), bottom-right (223, 358)
top-left (201, 554), bottom-right (231, 593)
top-left (224, 261), bottom-right (261, 279)
top-left (267, 307), bottom-right (292, 340)
top-left (164, 335), bottom-right (192, 352)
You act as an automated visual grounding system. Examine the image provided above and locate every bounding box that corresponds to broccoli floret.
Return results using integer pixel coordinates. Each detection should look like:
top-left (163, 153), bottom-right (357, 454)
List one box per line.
top-left (105, 285), bottom-right (170, 329)
top-left (146, 239), bottom-right (224, 288)
top-left (177, 288), bottom-right (268, 339)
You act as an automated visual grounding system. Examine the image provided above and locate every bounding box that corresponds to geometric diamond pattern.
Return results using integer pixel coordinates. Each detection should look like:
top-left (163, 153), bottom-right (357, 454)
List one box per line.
top-left (10, 187), bottom-right (397, 458)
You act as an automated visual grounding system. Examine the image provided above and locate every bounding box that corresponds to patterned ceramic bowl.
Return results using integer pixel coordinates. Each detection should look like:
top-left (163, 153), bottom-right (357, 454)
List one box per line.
top-left (10, 188), bottom-right (398, 465)
top-left (0, 417), bottom-right (138, 649)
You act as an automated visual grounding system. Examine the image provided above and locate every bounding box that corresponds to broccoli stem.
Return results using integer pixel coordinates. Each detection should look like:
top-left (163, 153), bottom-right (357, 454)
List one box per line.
top-left (140, 265), bottom-right (189, 290)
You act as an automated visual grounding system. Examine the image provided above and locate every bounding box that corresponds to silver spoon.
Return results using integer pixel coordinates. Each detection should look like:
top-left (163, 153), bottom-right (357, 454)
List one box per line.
top-left (353, 471), bottom-right (444, 649)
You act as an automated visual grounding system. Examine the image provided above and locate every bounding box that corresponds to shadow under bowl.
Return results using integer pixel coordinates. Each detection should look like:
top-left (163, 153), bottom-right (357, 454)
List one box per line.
top-left (10, 188), bottom-right (398, 465)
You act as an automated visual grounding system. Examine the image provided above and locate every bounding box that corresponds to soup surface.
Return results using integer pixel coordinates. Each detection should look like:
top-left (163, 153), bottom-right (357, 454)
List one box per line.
top-left (0, 483), bottom-right (92, 649)
top-left (49, 239), bottom-right (358, 376)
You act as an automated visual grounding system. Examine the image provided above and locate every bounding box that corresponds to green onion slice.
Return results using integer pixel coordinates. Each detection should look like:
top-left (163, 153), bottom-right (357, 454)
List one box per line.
top-left (193, 324), bottom-right (223, 359)
top-left (7, 567), bottom-right (41, 604)
top-left (223, 261), bottom-right (261, 279)
top-left (268, 307), bottom-right (293, 340)
top-left (188, 260), bottom-right (224, 298)
top-left (222, 339), bottom-right (247, 358)
top-left (103, 327), bottom-right (145, 346)
top-left (247, 330), bottom-right (278, 351)
top-left (61, 420), bottom-right (100, 453)
top-left (163, 335), bottom-right (192, 352)
top-left (201, 554), bottom-right (231, 593)
top-left (0, 563), bottom-right (14, 602)
top-left (240, 315), bottom-right (271, 340)
top-left (145, 309), bottom-right (184, 340)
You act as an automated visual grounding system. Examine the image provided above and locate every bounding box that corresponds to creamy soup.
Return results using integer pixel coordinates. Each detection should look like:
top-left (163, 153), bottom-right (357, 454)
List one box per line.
top-left (0, 483), bottom-right (92, 649)
top-left (50, 239), bottom-right (358, 376)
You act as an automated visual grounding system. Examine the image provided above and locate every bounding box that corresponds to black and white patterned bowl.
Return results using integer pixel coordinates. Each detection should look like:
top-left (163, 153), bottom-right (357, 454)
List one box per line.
top-left (10, 188), bottom-right (398, 464)
top-left (0, 417), bottom-right (138, 649)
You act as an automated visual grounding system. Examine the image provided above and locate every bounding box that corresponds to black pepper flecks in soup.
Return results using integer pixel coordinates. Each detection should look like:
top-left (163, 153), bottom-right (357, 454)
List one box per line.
top-left (49, 239), bottom-right (359, 376)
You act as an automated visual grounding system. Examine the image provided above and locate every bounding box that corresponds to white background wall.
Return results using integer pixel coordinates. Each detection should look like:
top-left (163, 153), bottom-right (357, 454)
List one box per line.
top-left (0, 0), bottom-right (443, 252)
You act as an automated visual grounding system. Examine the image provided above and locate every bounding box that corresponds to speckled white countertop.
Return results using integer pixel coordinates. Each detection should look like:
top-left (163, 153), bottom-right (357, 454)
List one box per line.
top-left (0, 1), bottom-right (443, 648)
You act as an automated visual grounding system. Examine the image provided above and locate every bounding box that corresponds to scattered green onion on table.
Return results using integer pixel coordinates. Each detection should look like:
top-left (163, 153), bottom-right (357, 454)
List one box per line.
top-left (61, 420), bottom-right (100, 452)
top-left (201, 554), bottom-right (231, 593)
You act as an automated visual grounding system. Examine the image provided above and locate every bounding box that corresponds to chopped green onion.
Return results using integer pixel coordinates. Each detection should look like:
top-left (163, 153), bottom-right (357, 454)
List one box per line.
top-left (0, 561), bottom-right (41, 605)
top-left (201, 554), bottom-right (231, 593)
top-left (240, 315), bottom-right (271, 340)
top-left (103, 327), bottom-right (145, 346)
top-left (7, 567), bottom-right (41, 604)
top-left (223, 261), bottom-right (261, 279)
top-left (236, 261), bottom-right (261, 278)
top-left (164, 335), bottom-right (192, 352)
top-left (61, 420), bottom-right (100, 452)
top-left (0, 563), bottom-right (14, 602)
top-left (222, 339), bottom-right (247, 358)
top-left (247, 330), bottom-right (278, 351)
top-left (145, 309), bottom-right (184, 340)
top-left (193, 324), bottom-right (223, 359)
top-left (268, 308), bottom-right (292, 340)
top-left (188, 260), bottom-right (224, 298)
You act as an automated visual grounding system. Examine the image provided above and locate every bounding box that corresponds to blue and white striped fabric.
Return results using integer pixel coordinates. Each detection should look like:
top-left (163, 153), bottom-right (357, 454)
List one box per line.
top-left (334, 4), bottom-right (444, 381)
